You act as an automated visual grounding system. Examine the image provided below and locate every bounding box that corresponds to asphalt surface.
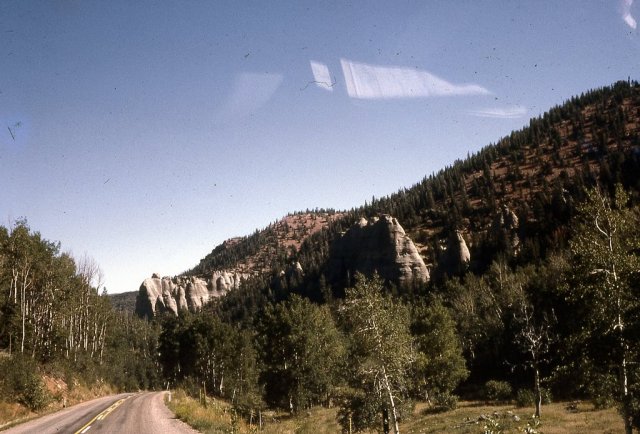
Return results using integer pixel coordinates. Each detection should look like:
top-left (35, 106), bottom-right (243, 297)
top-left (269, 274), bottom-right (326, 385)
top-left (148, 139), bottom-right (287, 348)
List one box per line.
top-left (3, 391), bottom-right (198, 434)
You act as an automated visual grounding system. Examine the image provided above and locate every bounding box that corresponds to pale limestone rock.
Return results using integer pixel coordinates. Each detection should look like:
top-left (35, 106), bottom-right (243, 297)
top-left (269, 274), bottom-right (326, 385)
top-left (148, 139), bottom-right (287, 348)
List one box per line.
top-left (453, 230), bottom-right (471, 265)
top-left (492, 206), bottom-right (520, 253)
top-left (328, 215), bottom-right (429, 285)
top-left (135, 272), bottom-right (249, 319)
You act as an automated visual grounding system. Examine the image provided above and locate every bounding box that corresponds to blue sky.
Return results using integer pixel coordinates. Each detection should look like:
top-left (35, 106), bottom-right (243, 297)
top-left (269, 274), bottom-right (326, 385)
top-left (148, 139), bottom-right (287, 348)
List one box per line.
top-left (1, 0), bottom-right (638, 293)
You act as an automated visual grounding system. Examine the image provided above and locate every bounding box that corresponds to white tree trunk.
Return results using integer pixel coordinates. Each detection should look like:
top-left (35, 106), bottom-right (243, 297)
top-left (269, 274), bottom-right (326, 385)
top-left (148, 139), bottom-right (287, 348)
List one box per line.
top-left (383, 368), bottom-right (400, 434)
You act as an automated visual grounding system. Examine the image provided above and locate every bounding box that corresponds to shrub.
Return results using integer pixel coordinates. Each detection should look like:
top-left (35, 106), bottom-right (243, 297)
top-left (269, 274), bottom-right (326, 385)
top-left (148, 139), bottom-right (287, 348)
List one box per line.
top-left (337, 390), bottom-right (380, 433)
top-left (587, 373), bottom-right (617, 409)
top-left (0, 354), bottom-right (50, 411)
top-left (485, 380), bottom-right (512, 402)
top-left (433, 391), bottom-right (458, 411)
top-left (516, 389), bottom-right (535, 407)
top-left (541, 388), bottom-right (552, 404)
top-left (516, 388), bottom-right (552, 407)
top-left (19, 374), bottom-right (49, 411)
top-left (592, 394), bottom-right (615, 410)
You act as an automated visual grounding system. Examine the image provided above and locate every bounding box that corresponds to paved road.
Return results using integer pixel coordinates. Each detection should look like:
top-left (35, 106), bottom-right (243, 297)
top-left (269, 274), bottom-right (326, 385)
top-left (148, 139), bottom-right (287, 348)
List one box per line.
top-left (4, 391), bottom-right (198, 434)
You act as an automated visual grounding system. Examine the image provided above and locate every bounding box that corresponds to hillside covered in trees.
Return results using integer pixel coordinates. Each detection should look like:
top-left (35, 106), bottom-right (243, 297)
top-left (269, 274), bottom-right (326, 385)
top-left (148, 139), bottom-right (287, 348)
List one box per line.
top-left (0, 221), bottom-right (159, 417)
top-left (166, 80), bottom-right (640, 432)
top-left (2, 80), bottom-right (640, 432)
top-left (164, 79), bottom-right (640, 297)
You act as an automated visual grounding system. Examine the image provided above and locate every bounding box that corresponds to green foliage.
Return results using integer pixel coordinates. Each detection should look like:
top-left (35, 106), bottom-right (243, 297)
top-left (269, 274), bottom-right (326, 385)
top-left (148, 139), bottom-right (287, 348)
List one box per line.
top-left (0, 219), bottom-right (158, 410)
top-left (0, 219), bottom-right (165, 410)
top-left (339, 274), bottom-right (414, 433)
top-left (523, 417), bottom-right (541, 434)
top-left (410, 297), bottom-right (468, 401)
top-left (483, 417), bottom-right (504, 434)
top-left (336, 389), bottom-right (381, 433)
top-left (516, 389), bottom-right (535, 407)
top-left (516, 388), bottom-right (551, 408)
top-left (485, 380), bottom-right (513, 402)
top-left (567, 184), bottom-right (640, 431)
top-left (0, 355), bottom-right (49, 411)
top-left (432, 391), bottom-right (458, 411)
top-left (158, 310), bottom-right (262, 412)
top-left (256, 295), bottom-right (345, 412)
top-left (587, 372), bottom-right (618, 410)
top-left (568, 184), bottom-right (640, 328)
top-left (103, 312), bottom-right (161, 391)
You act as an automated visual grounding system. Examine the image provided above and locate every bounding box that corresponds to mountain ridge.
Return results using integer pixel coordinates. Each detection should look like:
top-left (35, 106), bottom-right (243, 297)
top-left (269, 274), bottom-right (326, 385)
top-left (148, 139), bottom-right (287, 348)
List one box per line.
top-left (123, 80), bottom-right (640, 316)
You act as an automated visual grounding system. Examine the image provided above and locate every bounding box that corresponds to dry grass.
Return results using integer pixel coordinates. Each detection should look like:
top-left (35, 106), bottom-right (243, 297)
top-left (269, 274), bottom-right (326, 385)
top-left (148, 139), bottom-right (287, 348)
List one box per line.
top-left (166, 393), bottom-right (625, 434)
top-left (404, 401), bottom-right (624, 433)
top-left (166, 390), bottom-right (341, 434)
top-left (0, 374), bottom-right (117, 429)
top-left (0, 401), bottom-right (32, 428)
top-left (166, 390), bottom-right (241, 433)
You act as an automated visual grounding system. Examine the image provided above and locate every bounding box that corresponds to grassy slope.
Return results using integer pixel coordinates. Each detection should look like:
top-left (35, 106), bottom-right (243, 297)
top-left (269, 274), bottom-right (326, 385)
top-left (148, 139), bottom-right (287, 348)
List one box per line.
top-left (166, 390), bottom-right (623, 433)
top-left (405, 401), bottom-right (622, 433)
top-left (0, 379), bottom-right (116, 429)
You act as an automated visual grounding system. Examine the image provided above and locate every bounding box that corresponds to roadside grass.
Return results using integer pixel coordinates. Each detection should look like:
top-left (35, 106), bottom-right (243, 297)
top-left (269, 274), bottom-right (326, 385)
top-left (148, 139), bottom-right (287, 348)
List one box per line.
top-left (166, 389), bottom-right (341, 433)
top-left (165, 389), bottom-right (240, 433)
top-left (0, 374), bottom-right (117, 429)
top-left (404, 400), bottom-right (623, 433)
top-left (0, 401), bottom-right (32, 429)
top-left (167, 392), bottom-right (624, 434)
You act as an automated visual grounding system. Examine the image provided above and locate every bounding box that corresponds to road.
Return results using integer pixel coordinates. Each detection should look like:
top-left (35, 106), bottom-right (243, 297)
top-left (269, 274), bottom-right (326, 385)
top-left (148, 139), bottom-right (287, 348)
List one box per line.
top-left (4, 391), bottom-right (198, 434)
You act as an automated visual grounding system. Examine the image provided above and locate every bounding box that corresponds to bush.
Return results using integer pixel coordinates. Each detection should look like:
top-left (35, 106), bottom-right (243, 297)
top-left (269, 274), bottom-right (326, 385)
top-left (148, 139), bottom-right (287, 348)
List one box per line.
top-left (337, 390), bottom-right (380, 433)
top-left (433, 391), bottom-right (458, 411)
top-left (592, 394), bottom-right (615, 410)
top-left (0, 354), bottom-right (50, 411)
top-left (587, 373), bottom-right (617, 409)
top-left (485, 380), bottom-right (512, 402)
top-left (516, 388), bottom-right (553, 407)
top-left (19, 374), bottom-right (49, 411)
top-left (516, 389), bottom-right (535, 407)
top-left (541, 388), bottom-right (552, 404)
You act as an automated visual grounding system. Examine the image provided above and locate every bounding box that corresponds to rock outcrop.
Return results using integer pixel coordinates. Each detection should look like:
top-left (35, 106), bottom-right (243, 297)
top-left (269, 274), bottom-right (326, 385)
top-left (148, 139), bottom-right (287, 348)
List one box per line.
top-left (492, 206), bottom-right (520, 253)
top-left (210, 270), bottom-right (246, 293)
top-left (328, 215), bottom-right (429, 286)
top-left (135, 271), bottom-right (249, 319)
top-left (447, 230), bottom-right (471, 267)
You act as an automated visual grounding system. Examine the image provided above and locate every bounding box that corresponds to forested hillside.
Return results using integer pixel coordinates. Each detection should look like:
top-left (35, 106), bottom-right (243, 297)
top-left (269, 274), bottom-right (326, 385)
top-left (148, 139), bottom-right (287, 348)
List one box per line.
top-left (178, 80), bottom-right (640, 291)
top-left (2, 80), bottom-right (640, 432)
top-left (188, 210), bottom-right (343, 276)
top-left (0, 220), bottom-right (159, 417)
top-left (163, 80), bottom-right (640, 432)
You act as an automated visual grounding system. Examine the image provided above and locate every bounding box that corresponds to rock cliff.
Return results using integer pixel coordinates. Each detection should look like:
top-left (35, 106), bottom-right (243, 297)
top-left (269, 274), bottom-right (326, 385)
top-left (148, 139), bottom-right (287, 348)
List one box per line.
top-left (492, 206), bottom-right (520, 253)
top-left (135, 271), bottom-right (249, 319)
top-left (328, 215), bottom-right (429, 286)
top-left (447, 230), bottom-right (471, 267)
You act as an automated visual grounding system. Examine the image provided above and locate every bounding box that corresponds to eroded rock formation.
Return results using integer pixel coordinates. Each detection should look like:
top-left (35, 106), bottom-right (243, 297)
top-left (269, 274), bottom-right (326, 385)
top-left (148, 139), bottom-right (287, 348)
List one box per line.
top-left (492, 205), bottom-right (520, 254)
top-left (135, 271), bottom-right (249, 319)
top-left (447, 230), bottom-right (471, 267)
top-left (328, 215), bottom-right (429, 286)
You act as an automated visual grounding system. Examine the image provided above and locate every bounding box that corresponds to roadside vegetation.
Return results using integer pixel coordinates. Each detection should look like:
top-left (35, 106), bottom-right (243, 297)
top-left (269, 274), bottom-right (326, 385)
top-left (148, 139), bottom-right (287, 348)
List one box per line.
top-left (0, 220), bottom-right (160, 424)
top-left (166, 389), bottom-right (624, 434)
top-left (166, 389), bottom-right (345, 434)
